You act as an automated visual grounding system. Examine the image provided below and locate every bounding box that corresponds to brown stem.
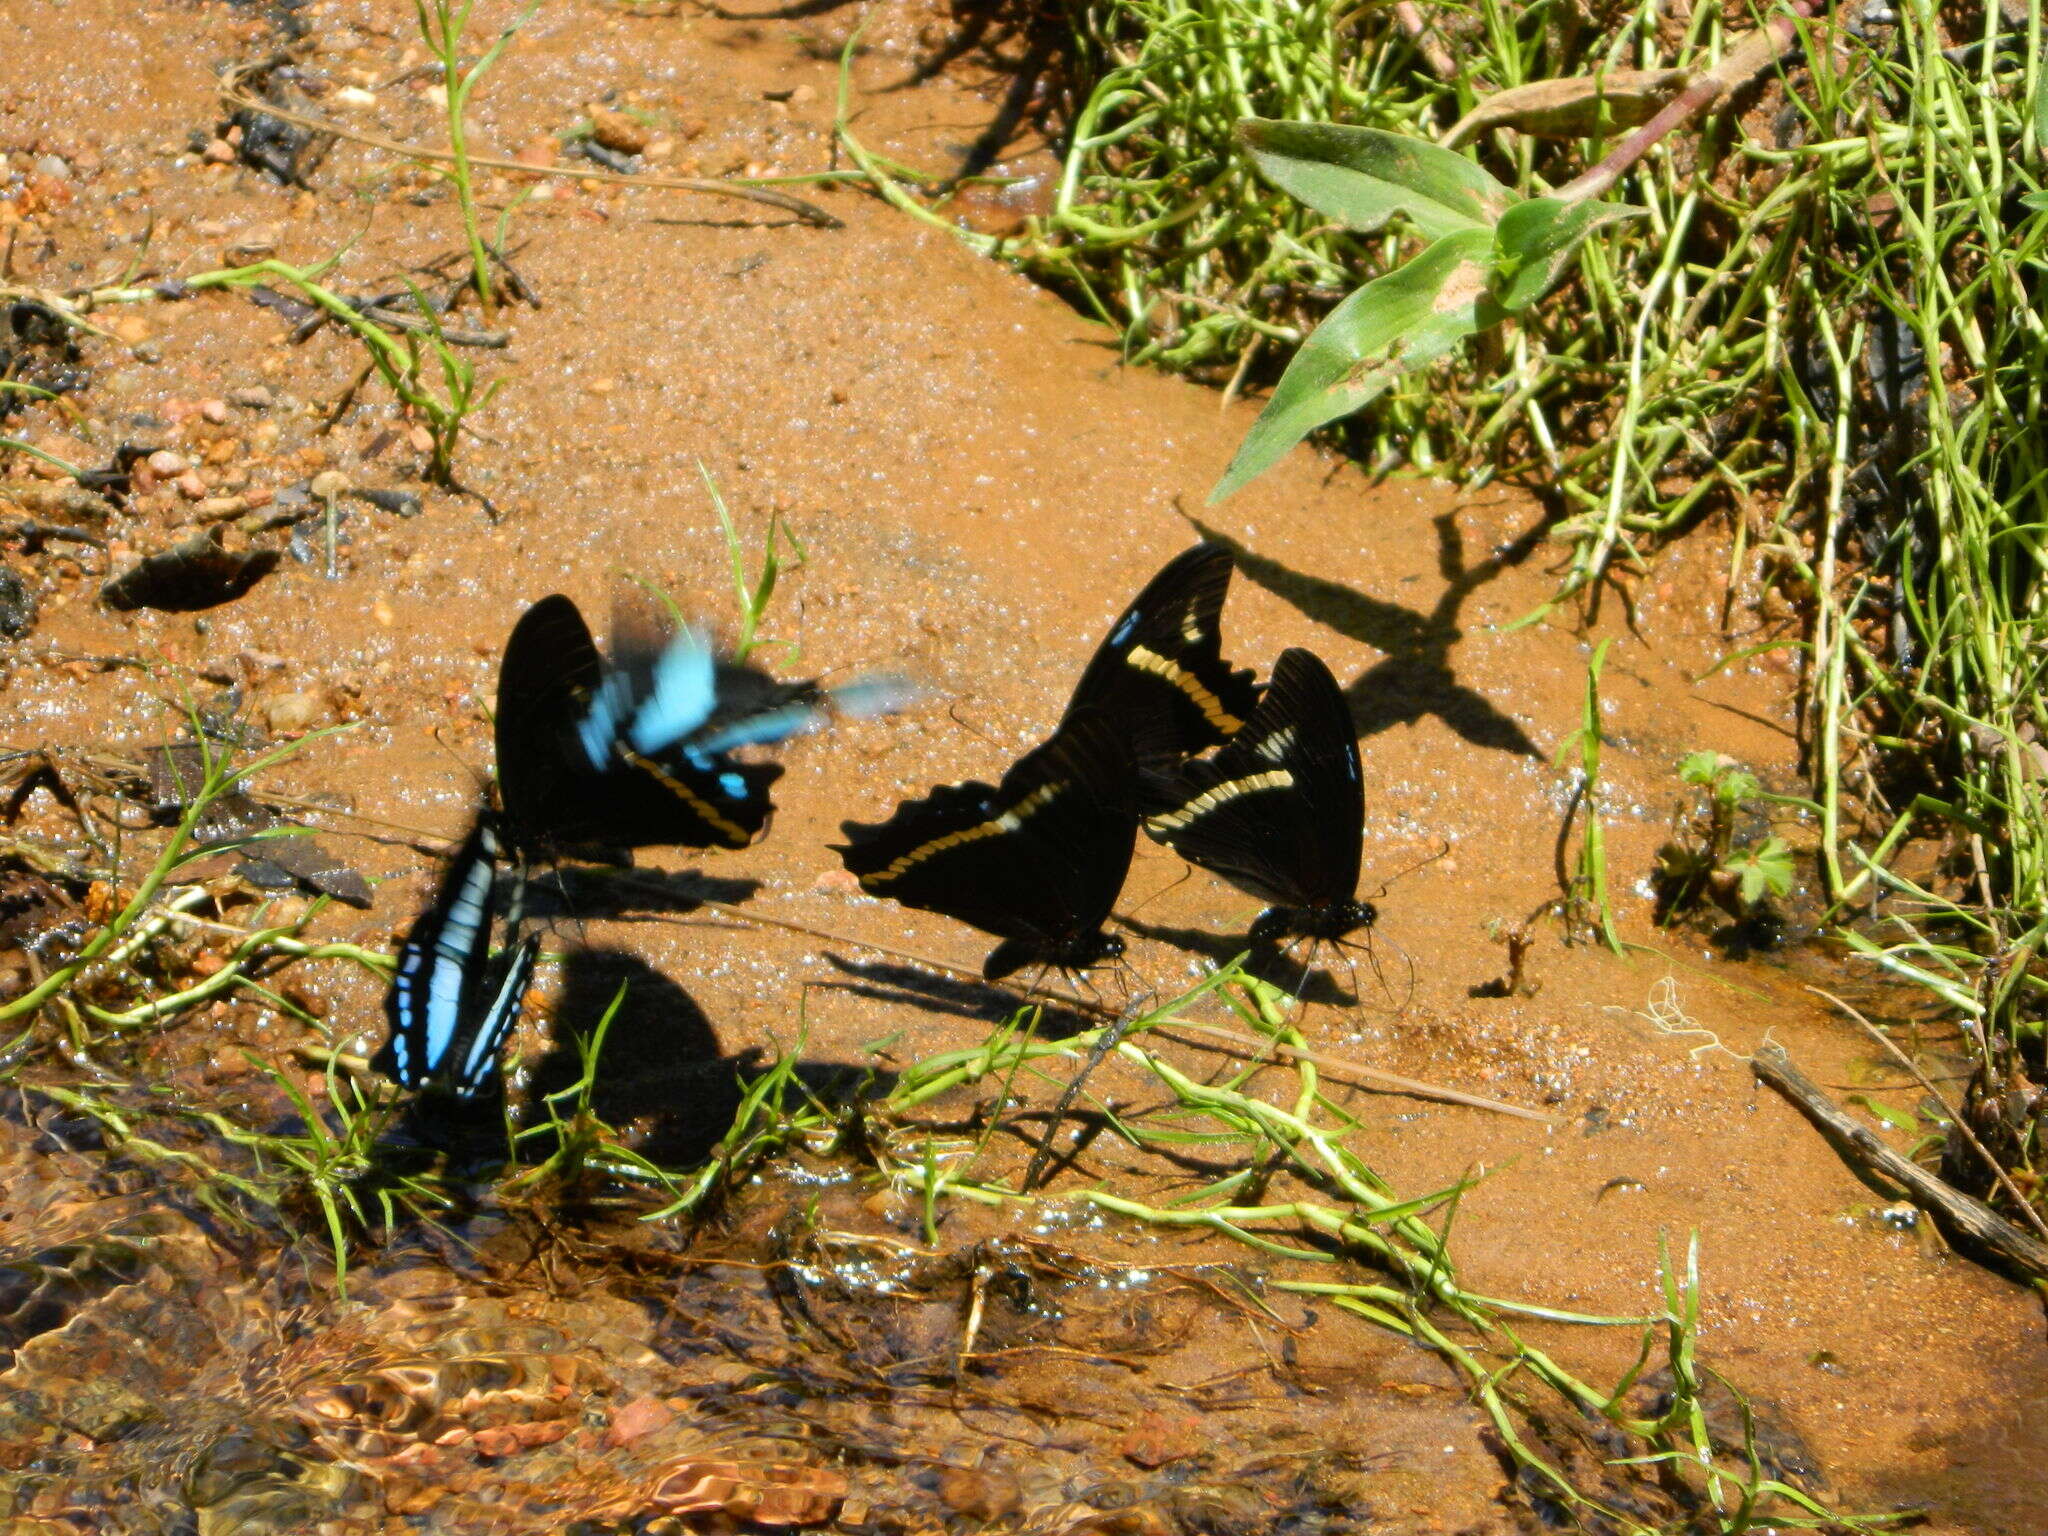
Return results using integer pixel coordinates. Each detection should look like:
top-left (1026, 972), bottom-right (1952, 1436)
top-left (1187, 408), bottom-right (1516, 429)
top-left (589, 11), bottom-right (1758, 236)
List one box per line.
top-left (1752, 1040), bottom-right (2048, 1286)
top-left (1558, 0), bottom-right (1819, 205)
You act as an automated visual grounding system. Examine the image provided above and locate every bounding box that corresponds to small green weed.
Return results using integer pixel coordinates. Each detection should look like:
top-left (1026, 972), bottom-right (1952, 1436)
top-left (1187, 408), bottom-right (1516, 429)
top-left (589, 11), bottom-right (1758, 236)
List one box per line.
top-left (183, 258), bottom-right (500, 490)
top-left (411, 0), bottom-right (540, 322)
top-left (1554, 639), bottom-right (1622, 952)
top-left (1655, 752), bottom-right (1797, 926)
top-left (701, 460), bottom-right (805, 662)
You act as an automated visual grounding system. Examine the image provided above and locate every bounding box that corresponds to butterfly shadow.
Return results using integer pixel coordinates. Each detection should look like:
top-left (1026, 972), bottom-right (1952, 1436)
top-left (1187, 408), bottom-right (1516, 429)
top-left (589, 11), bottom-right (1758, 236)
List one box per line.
top-left (525, 948), bottom-right (744, 1168)
top-left (1184, 513), bottom-right (1545, 757)
top-left (1114, 916), bottom-right (1359, 1008)
top-left (527, 949), bottom-right (891, 1169)
top-left (518, 864), bottom-right (762, 924)
top-left (815, 953), bottom-right (1102, 1039)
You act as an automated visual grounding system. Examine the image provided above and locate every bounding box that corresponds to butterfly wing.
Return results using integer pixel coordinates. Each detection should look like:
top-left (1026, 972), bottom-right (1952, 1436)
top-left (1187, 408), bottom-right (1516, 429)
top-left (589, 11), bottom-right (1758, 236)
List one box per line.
top-left (1145, 648), bottom-right (1363, 911)
top-left (377, 818), bottom-right (530, 1097)
top-left (495, 594), bottom-right (605, 853)
top-left (837, 712), bottom-right (1138, 955)
top-left (1063, 544), bottom-right (1260, 770)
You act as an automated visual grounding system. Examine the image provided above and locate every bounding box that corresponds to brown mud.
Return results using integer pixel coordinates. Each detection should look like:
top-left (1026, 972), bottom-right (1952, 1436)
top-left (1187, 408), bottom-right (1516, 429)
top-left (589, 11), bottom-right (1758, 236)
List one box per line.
top-left (1, 1), bottom-right (2045, 1531)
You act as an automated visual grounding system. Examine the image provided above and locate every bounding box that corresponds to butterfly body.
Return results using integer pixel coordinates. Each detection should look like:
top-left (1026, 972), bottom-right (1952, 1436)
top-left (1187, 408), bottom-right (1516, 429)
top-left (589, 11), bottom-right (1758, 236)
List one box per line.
top-left (836, 712), bottom-right (1138, 981)
top-left (376, 816), bottom-right (538, 1099)
top-left (1147, 648), bottom-right (1375, 946)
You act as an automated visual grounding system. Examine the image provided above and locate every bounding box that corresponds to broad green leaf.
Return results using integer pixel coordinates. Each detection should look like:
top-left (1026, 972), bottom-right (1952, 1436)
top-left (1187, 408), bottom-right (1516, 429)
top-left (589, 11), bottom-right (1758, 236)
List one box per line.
top-left (2023, 189), bottom-right (2048, 213)
top-left (1236, 119), bottom-right (1515, 240)
top-left (1211, 228), bottom-right (1497, 503)
top-left (1728, 836), bottom-right (1794, 906)
top-left (1677, 750), bottom-right (1719, 786)
top-left (1492, 196), bottom-right (1644, 313)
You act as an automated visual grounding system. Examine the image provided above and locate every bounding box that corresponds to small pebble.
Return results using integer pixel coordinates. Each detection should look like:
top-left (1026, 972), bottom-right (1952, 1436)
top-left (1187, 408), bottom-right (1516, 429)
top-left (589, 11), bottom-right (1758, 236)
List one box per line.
top-left (202, 139), bottom-right (236, 165)
top-left (199, 398), bottom-right (229, 425)
top-left (265, 693), bottom-right (325, 735)
top-left (224, 229), bottom-right (279, 264)
top-left (333, 86), bottom-right (377, 109)
top-left (229, 385), bottom-right (274, 410)
top-left (175, 471), bottom-right (207, 500)
top-left (146, 449), bottom-right (189, 477)
top-left (589, 107), bottom-right (651, 155)
top-left (34, 155), bottom-right (69, 180)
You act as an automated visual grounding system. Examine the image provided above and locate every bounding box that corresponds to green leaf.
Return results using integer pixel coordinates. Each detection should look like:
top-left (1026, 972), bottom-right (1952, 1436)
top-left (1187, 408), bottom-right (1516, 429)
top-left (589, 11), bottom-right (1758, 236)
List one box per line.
top-left (1236, 119), bottom-right (1515, 240)
top-left (1210, 229), bottom-right (1498, 503)
top-left (2024, 189), bottom-right (2048, 213)
top-left (1677, 751), bottom-right (1719, 786)
top-left (1845, 1094), bottom-right (1923, 1134)
top-left (1727, 836), bottom-right (1794, 906)
top-left (1491, 196), bottom-right (1644, 313)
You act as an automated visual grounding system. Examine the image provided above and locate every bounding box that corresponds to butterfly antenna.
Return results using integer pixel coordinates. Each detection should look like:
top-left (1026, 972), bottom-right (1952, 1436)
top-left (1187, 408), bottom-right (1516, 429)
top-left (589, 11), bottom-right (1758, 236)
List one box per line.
top-left (944, 702), bottom-right (1002, 748)
top-left (1116, 860), bottom-right (1194, 922)
top-left (425, 721), bottom-right (493, 807)
top-left (1366, 836), bottom-right (1453, 901)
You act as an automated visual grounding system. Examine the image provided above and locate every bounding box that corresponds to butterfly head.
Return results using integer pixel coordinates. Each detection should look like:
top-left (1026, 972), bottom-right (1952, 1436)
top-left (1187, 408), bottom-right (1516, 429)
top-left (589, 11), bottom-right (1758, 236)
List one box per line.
top-left (982, 929), bottom-right (1126, 983)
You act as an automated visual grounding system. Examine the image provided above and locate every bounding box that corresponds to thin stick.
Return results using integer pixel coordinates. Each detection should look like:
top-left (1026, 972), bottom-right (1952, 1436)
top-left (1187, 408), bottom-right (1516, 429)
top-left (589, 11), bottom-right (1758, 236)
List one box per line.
top-left (576, 872), bottom-right (1548, 1118)
top-left (1808, 985), bottom-right (2048, 1246)
top-left (1751, 1041), bottom-right (2048, 1285)
top-left (1556, 1), bottom-right (1818, 206)
top-left (217, 80), bottom-right (842, 228)
top-left (1154, 1020), bottom-right (1554, 1123)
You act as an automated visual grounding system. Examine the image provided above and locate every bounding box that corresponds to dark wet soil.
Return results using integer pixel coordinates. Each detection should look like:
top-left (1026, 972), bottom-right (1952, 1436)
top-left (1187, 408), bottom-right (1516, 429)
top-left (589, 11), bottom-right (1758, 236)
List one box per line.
top-left (2, 1), bottom-right (2046, 1532)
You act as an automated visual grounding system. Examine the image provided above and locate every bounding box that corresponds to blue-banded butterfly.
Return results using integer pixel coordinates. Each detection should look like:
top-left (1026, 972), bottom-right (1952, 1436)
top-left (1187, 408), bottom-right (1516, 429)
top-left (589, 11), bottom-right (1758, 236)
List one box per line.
top-left (1144, 647), bottom-right (1375, 946)
top-left (375, 816), bottom-right (539, 1098)
top-left (836, 711), bottom-right (1138, 981)
top-left (495, 593), bottom-right (906, 857)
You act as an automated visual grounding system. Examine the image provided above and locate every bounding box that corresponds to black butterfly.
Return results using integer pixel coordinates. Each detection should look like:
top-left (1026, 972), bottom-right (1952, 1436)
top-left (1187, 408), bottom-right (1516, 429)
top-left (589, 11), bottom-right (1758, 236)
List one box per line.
top-left (495, 594), bottom-right (897, 857)
top-left (1144, 647), bottom-right (1375, 946)
top-left (836, 712), bottom-right (1138, 981)
top-left (1063, 544), bottom-right (1260, 778)
top-left (375, 816), bottom-right (539, 1099)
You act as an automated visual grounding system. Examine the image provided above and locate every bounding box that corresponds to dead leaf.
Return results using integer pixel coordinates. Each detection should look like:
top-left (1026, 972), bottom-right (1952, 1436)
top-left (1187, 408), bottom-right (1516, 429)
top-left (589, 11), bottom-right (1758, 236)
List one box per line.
top-left (1442, 69), bottom-right (1690, 146)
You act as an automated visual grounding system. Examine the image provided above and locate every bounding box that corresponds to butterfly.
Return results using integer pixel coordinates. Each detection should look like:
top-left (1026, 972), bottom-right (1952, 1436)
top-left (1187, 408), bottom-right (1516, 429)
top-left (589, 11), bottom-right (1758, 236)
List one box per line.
top-left (1144, 647), bottom-right (1376, 947)
top-left (494, 593), bottom-right (903, 857)
top-left (836, 711), bottom-right (1138, 981)
top-left (1063, 544), bottom-right (1260, 779)
top-left (375, 815), bottom-right (539, 1099)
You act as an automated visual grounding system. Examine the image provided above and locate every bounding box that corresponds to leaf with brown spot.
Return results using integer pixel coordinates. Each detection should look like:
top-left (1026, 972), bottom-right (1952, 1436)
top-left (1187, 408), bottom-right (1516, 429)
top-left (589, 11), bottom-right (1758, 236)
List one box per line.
top-left (1212, 228), bottom-right (1499, 502)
